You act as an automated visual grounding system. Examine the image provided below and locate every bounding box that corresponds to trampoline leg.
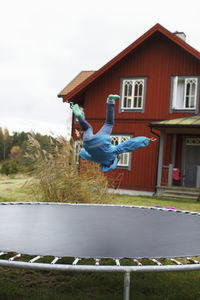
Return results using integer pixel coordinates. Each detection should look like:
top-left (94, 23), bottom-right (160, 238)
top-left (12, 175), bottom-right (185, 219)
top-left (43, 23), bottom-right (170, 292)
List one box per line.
top-left (123, 271), bottom-right (130, 300)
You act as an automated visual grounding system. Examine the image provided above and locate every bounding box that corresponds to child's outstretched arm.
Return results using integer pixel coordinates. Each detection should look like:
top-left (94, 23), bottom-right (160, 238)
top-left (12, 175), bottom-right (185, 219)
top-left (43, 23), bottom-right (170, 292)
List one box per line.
top-left (114, 136), bottom-right (151, 155)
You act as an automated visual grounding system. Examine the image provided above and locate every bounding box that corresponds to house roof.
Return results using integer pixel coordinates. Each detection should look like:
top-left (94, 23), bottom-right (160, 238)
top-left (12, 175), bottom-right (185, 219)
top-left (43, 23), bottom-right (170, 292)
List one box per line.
top-left (150, 115), bottom-right (200, 128)
top-left (58, 71), bottom-right (95, 97)
top-left (58, 23), bottom-right (200, 102)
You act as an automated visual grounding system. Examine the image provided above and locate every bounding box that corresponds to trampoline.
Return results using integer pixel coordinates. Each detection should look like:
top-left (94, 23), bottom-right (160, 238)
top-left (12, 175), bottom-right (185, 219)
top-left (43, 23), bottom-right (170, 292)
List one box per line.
top-left (1, 202), bottom-right (200, 300)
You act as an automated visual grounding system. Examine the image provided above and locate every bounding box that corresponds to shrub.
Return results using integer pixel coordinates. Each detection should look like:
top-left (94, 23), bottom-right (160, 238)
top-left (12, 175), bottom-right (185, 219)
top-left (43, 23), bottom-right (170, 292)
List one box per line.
top-left (0, 159), bottom-right (19, 175)
top-left (24, 134), bottom-right (114, 204)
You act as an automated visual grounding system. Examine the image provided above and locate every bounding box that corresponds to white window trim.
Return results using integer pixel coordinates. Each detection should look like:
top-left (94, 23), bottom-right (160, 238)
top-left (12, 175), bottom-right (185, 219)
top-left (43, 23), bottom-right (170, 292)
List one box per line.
top-left (172, 76), bottom-right (178, 109)
top-left (74, 140), bottom-right (82, 164)
top-left (184, 78), bottom-right (198, 109)
top-left (120, 78), bottom-right (147, 112)
top-left (121, 79), bottom-right (144, 110)
top-left (111, 135), bottom-right (131, 169)
top-left (171, 76), bottom-right (199, 112)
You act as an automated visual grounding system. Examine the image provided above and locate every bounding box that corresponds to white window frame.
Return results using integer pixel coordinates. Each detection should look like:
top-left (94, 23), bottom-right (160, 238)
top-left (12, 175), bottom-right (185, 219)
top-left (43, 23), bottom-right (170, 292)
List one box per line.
top-left (111, 135), bottom-right (131, 168)
top-left (74, 140), bottom-right (82, 164)
top-left (120, 78), bottom-right (146, 112)
top-left (171, 76), bottom-right (199, 111)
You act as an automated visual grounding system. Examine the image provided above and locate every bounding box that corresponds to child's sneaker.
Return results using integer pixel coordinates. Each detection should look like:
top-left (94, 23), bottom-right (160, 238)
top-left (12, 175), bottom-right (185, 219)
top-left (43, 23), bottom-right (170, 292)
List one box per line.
top-left (107, 94), bottom-right (120, 102)
top-left (72, 104), bottom-right (83, 119)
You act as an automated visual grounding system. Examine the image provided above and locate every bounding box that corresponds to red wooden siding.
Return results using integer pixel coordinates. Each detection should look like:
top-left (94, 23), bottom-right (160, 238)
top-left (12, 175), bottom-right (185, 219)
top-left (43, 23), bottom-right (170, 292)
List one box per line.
top-left (73, 118), bottom-right (158, 191)
top-left (71, 29), bottom-right (200, 192)
top-left (82, 33), bottom-right (199, 121)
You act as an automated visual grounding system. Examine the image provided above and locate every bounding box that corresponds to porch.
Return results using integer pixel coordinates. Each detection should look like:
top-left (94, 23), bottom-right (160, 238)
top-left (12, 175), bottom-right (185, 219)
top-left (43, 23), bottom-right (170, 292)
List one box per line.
top-left (156, 185), bottom-right (200, 201)
top-left (156, 163), bottom-right (200, 201)
top-left (150, 115), bottom-right (200, 201)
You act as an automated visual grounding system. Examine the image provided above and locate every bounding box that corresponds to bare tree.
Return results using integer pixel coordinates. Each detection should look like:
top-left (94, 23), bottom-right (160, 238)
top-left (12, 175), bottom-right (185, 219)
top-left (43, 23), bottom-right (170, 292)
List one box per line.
top-left (0, 127), bottom-right (10, 160)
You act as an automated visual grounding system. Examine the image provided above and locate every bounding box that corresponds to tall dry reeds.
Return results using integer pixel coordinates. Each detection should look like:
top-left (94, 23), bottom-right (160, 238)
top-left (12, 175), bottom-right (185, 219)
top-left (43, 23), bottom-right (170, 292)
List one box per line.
top-left (24, 134), bottom-right (114, 204)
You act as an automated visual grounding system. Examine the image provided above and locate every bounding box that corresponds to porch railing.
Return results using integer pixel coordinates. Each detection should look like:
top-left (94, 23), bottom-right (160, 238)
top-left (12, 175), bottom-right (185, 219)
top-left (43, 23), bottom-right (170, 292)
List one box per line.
top-left (161, 164), bottom-right (200, 188)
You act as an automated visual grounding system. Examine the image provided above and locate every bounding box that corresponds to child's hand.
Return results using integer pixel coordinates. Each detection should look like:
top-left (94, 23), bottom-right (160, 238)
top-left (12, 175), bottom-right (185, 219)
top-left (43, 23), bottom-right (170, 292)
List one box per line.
top-left (149, 137), bottom-right (157, 142)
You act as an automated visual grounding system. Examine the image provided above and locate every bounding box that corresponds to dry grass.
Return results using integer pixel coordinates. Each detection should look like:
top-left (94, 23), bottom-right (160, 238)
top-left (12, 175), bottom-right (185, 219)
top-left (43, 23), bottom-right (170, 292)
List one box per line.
top-left (24, 134), bottom-right (114, 204)
top-left (0, 174), bottom-right (34, 202)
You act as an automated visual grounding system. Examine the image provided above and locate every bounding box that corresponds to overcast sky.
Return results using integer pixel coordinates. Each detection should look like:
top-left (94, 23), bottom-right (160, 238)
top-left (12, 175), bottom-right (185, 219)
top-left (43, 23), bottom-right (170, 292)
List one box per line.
top-left (1, 0), bottom-right (200, 137)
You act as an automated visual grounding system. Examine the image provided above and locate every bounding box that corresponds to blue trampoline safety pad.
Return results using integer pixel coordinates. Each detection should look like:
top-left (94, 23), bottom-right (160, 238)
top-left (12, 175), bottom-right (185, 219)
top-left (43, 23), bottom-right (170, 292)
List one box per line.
top-left (0, 203), bottom-right (200, 259)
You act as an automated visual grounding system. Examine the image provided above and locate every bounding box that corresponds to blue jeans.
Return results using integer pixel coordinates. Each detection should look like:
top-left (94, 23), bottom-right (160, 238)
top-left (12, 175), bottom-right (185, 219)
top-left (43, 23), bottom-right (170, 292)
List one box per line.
top-left (79, 102), bottom-right (115, 141)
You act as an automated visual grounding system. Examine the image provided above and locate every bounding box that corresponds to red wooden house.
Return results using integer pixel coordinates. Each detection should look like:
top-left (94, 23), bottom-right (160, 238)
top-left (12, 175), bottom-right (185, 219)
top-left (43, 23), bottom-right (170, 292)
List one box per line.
top-left (58, 24), bottom-right (200, 198)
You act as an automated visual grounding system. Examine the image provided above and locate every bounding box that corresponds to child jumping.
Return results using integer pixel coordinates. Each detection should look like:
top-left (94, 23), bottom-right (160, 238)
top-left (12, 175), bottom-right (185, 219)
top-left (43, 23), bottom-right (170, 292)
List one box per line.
top-left (72, 94), bottom-right (155, 173)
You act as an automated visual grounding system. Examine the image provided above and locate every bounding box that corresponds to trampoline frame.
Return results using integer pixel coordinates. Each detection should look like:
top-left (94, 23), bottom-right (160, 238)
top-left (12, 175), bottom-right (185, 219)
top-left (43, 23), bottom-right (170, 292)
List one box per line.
top-left (1, 202), bottom-right (200, 300)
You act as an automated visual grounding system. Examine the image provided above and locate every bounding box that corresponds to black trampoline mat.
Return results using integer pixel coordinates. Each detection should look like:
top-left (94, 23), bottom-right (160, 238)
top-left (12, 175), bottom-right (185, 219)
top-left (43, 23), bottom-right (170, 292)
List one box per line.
top-left (0, 204), bottom-right (200, 259)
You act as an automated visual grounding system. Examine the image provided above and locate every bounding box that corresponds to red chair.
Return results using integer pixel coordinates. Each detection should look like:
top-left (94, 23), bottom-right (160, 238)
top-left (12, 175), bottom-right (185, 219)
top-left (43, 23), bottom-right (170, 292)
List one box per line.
top-left (173, 168), bottom-right (181, 185)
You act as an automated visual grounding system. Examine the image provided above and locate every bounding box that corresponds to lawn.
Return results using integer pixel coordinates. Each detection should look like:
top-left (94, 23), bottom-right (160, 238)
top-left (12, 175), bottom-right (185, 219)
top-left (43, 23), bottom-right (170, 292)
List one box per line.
top-left (0, 175), bottom-right (200, 299)
top-left (0, 174), bottom-right (35, 202)
top-left (1, 174), bottom-right (200, 212)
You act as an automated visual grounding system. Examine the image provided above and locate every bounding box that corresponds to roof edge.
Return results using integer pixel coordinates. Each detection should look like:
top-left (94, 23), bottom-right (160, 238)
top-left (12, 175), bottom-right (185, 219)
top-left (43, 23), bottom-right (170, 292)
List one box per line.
top-left (60, 23), bottom-right (200, 102)
top-left (57, 70), bottom-right (96, 98)
top-left (150, 124), bottom-right (200, 128)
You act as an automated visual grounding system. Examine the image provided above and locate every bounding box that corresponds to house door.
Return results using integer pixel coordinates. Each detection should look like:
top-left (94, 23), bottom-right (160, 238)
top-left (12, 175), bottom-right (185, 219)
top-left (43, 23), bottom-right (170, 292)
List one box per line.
top-left (182, 137), bottom-right (200, 187)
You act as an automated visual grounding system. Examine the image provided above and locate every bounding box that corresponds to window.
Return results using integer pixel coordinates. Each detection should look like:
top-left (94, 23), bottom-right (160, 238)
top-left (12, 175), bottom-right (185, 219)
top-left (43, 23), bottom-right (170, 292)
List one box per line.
top-left (171, 76), bottom-right (199, 111)
top-left (120, 78), bottom-right (147, 112)
top-left (186, 137), bottom-right (200, 146)
top-left (74, 140), bottom-right (82, 164)
top-left (111, 135), bottom-right (131, 168)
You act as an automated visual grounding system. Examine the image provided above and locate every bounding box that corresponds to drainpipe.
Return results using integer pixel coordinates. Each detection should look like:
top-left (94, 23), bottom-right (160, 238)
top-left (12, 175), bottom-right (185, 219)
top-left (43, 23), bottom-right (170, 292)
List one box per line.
top-left (150, 128), bottom-right (160, 195)
top-left (156, 130), bottom-right (165, 187)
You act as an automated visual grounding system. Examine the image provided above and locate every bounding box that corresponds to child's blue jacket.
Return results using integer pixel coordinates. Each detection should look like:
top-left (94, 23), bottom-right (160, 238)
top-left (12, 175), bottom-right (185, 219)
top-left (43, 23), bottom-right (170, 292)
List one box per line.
top-left (79, 135), bottom-right (150, 173)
